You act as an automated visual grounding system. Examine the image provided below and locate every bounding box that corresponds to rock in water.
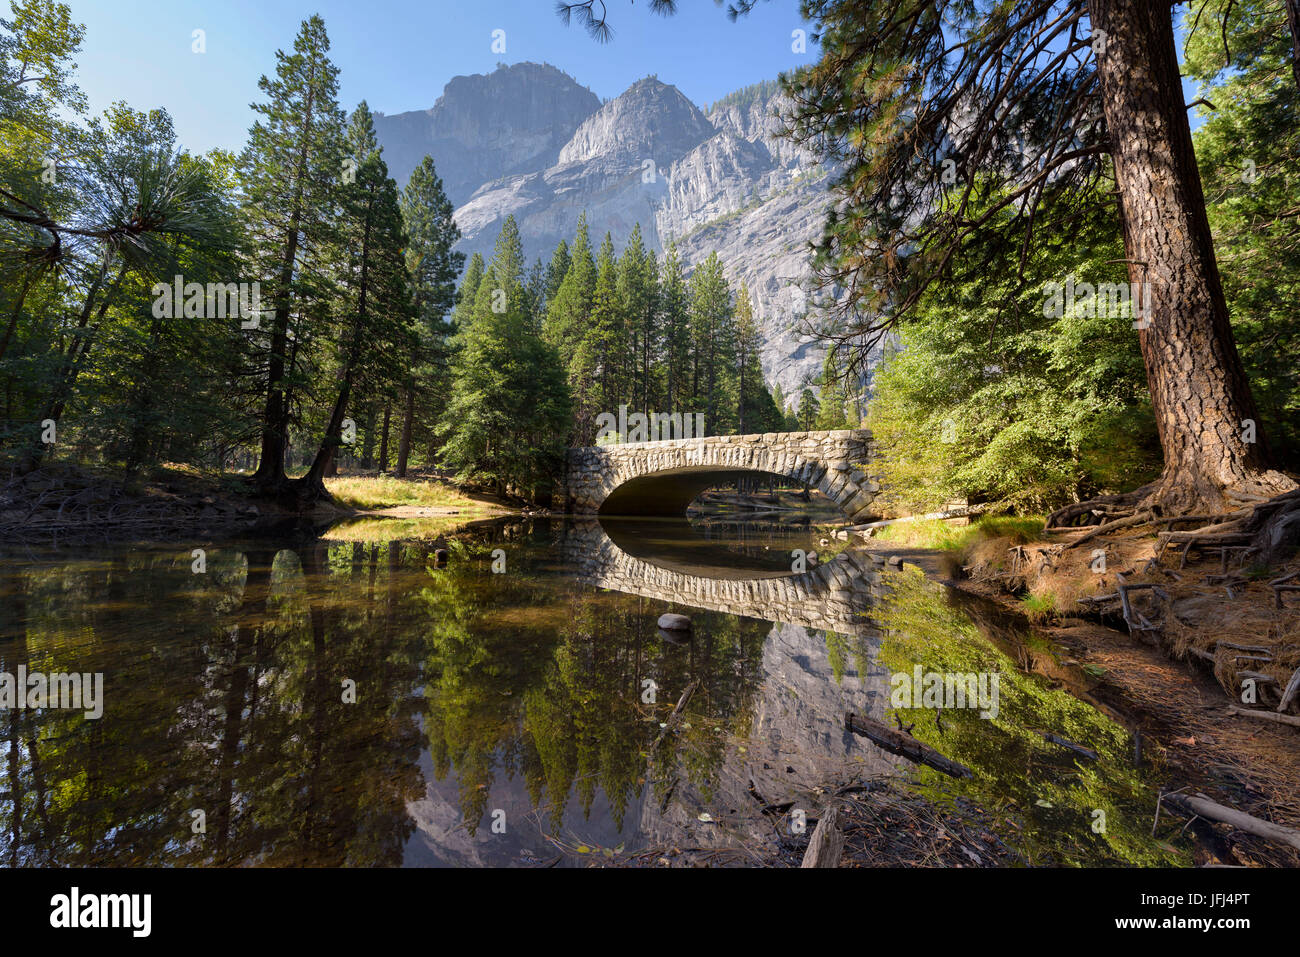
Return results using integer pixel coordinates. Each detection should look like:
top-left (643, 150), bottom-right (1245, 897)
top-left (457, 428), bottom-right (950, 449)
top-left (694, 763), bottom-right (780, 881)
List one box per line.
top-left (657, 613), bottom-right (692, 632)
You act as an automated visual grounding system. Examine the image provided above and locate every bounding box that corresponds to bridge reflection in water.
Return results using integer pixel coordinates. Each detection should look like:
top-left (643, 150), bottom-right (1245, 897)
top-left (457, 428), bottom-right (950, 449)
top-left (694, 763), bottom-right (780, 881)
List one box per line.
top-left (558, 516), bottom-right (905, 851)
top-left (561, 516), bottom-right (884, 636)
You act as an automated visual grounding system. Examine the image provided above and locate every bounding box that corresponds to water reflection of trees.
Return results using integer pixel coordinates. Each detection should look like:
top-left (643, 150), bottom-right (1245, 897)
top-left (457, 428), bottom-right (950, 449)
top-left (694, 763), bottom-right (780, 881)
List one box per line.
top-left (869, 568), bottom-right (1184, 867)
top-left (416, 522), bottom-right (770, 839)
top-left (0, 536), bottom-right (429, 866)
top-left (0, 520), bottom-right (771, 865)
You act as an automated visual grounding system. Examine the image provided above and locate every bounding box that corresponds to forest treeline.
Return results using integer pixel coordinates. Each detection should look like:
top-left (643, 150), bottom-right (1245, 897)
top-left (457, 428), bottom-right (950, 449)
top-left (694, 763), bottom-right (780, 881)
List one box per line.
top-left (1, 4), bottom-right (843, 507)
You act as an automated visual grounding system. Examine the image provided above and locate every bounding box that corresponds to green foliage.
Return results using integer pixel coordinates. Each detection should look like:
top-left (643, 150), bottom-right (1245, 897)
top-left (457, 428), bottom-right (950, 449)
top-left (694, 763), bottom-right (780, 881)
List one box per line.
top-left (436, 216), bottom-right (571, 501)
top-left (866, 183), bottom-right (1161, 514)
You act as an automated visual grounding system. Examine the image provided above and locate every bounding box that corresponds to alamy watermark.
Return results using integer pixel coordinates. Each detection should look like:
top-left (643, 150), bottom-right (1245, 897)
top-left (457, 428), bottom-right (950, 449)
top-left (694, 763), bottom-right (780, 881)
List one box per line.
top-left (596, 404), bottom-right (706, 445)
top-left (0, 666), bottom-right (103, 719)
top-left (151, 275), bottom-right (262, 328)
top-left (890, 666), bottom-right (1000, 719)
top-left (1042, 275), bottom-right (1152, 327)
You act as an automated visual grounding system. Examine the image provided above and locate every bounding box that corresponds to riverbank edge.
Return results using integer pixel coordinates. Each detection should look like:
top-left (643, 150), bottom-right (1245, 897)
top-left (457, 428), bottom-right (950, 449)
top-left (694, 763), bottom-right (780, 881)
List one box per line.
top-left (0, 464), bottom-right (522, 540)
top-left (853, 536), bottom-right (1300, 847)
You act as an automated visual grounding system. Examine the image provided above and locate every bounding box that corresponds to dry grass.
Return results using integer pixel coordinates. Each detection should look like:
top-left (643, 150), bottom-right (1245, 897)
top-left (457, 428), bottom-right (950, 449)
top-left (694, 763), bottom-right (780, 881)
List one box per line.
top-left (323, 474), bottom-right (491, 512)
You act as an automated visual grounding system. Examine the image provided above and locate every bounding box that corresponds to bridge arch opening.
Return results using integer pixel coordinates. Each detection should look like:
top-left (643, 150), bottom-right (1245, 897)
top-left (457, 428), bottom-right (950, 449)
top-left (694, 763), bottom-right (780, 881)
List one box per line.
top-left (596, 467), bottom-right (789, 519)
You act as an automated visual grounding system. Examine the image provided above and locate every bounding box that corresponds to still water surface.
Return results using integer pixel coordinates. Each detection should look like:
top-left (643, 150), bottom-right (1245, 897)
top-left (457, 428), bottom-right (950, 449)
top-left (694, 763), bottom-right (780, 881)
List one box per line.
top-left (0, 512), bottom-right (1186, 866)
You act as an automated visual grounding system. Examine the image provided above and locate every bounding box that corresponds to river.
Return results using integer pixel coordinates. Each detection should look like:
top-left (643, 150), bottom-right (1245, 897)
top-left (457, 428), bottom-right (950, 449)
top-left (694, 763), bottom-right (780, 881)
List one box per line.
top-left (0, 509), bottom-right (1189, 866)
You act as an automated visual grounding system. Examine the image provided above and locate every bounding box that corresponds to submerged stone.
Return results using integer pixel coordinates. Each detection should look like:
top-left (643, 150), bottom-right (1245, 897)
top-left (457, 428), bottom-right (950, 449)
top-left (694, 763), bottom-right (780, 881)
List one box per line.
top-left (657, 612), bottom-right (692, 632)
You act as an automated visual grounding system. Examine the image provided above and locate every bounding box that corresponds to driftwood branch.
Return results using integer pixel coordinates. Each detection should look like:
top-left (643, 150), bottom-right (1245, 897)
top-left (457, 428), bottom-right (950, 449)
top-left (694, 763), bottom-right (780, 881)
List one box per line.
top-left (1277, 667), bottom-right (1300, 714)
top-left (1228, 704), bottom-right (1300, 728)
top-left (1161, 791), bottom-right (1300, 851)
top-left (1040, 731), bottom-right (1099, 761)
top-left (650, 679), bottom-right (700, 754)
top-left (845, 712), bottom-right (973, 779)
top-left (800, 803), bottom-right (845, 868)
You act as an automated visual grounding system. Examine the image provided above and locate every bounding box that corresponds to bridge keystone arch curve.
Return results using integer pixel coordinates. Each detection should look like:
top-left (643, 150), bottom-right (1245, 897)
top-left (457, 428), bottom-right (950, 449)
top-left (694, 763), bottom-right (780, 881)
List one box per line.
top-left (564, 429), bottom-right (879, 521)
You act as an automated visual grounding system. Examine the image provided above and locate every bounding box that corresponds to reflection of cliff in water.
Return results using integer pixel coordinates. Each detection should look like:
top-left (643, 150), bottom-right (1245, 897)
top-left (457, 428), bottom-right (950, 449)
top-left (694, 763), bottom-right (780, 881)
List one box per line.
top-left (636, 619), bottom-right (901, 854)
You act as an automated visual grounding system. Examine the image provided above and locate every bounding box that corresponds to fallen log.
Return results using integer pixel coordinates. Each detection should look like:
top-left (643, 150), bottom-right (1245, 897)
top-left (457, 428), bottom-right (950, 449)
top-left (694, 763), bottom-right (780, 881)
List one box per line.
top-left (851, 505), bottom-right (987, 531)
top-left (844, 711), bottom-right (974, 779)
top-left (1161, 791), bottom-right (1300, 851)
top-left (1228, 704), bottom-right (1300, 728)
top-left (800, 803), bottom-right (845, 868)
top-left (650, 679), bottom-right (700, 754)
top-left (1041, 731), bottom-right (1099, 761)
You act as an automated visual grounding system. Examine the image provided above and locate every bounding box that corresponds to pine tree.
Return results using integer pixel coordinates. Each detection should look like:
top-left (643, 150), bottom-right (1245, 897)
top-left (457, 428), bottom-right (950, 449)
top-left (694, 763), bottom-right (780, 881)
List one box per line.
top-left (587, 233), bottom-right (622, 425)
top-left (297, 101), bottom-right (410, 500)
top-left (543, 213), bottom-right (595, 373)
top-left (798, 388), bottom-right (820, 431)
top-left (437, 216), bottom-right (570, 499)
top-left (239, 14), bottom-right (346, 495)
top-left (734, 281), bottom-right (765, 434)
top-left (523, 257), bottom-right (547, 326)
top-left (687, 251), bottom-right (734, 435)
top-left (544, 239), bottom-right (571, 304)
top-left (658, 240), bottom-right (690, 415)
top-left (814, 346), bottom-right (855, 430)
top-left (453, 253), bottom-right (484, 328)
top-left (396, 154), bottom-right (462, 476)
top-left (616, 223), bottom-right (657, 416)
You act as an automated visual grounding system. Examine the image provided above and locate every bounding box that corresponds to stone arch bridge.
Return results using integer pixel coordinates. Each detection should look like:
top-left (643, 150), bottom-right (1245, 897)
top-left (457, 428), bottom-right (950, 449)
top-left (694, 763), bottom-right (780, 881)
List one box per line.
top-left (563, 429), bottom-right (879, 521)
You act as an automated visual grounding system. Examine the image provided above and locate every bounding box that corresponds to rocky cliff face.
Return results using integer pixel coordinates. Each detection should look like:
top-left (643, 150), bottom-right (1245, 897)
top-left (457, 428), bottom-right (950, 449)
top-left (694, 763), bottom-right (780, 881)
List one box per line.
top-left (376, 65), bottom-right (853, 402)
top-left (372, 62), bottom-right (601, 207)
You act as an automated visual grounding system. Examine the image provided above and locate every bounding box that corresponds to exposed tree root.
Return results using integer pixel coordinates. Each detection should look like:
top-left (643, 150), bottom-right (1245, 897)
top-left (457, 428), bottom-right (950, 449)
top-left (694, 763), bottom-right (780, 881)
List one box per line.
top-left (1046, 476), bottom-right (1300, 570)
top-left (1055, 510), bottom-right (1154, 549)
top-left (1044, 483), bottom-right (1157, 529)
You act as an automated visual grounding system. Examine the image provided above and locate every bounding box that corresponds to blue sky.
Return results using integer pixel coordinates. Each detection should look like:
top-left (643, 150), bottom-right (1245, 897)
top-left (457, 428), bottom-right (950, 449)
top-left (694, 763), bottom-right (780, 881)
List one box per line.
top-left (62, 0), bottom-right (820, 155)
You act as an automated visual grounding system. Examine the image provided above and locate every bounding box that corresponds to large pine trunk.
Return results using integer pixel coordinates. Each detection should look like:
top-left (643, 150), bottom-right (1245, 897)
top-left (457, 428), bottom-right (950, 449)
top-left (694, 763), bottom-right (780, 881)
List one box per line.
top-left (251, 225), bottom-right (298, 495)
top-left (1090, 0), bottom-right (1293, 513)
top-left (295, 379), bottom-right (352, 503)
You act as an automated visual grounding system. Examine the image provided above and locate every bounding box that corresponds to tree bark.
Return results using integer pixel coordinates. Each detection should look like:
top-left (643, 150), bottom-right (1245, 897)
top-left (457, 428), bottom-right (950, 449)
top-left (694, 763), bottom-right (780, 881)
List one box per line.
top-left (1285, 0), bottom-right (1300, 93)
top-left (396, 384), bottom-right (415, 478)
top-left (378, 401), bottom-right (392, 472)
top-left (1090, 0), bottom-right (1294, 513)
